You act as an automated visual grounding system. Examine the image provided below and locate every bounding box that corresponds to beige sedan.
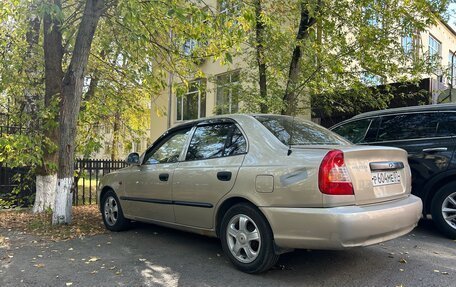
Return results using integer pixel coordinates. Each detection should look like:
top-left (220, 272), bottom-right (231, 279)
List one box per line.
top-left (97, 114), bottom-right (422, 273)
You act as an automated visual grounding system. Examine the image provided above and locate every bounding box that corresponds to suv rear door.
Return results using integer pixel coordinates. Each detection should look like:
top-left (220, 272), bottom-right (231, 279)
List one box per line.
top-left (372, 112), bottom-right (454, 199)
top-left (436, 111), bottom-right (456, 169)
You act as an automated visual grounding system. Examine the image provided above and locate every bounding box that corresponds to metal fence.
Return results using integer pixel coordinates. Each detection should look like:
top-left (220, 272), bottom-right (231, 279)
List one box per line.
top-left (0, 159), bottom-right (128, 207)
top-left (0, 163), bottom-right (35, 207)
top-left (0, 112), bottom-right (23, 136)
top-left (73, 159), bottom-right (128, 206)
top-left (1, 113), bottom-right (129, 206)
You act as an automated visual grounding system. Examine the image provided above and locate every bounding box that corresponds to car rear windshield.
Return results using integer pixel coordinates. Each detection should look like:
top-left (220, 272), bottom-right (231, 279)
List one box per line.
top-left (255, 115), bottom-right (348, 146)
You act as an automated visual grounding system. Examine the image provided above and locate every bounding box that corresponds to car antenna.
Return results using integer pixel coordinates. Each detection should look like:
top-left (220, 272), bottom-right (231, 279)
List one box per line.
top-left (287, 114), bottom-right (295, 156)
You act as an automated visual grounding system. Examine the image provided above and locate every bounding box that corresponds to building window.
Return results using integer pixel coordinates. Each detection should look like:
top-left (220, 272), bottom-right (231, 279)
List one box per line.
top-left (183, 39), bottom-right (198, 56)
top-left (428, 35), bottom-right (441, 63)
top-left (215, 71), bottom-right (240, 115)
top-left (360, 72), bottom-right (382, 86)
top-left (401, 35), bottom-right (413, 55)
top-left (176, 80), bottom-right (206, 121)
top-left (363, 2), bottom-right (383, 29)
top-left (219, 0), bottom-right (241, 16)
top-left (449, 51), bottom-right (456, 86)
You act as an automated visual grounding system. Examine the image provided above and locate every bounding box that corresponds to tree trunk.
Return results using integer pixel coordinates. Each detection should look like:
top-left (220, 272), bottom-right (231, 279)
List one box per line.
top-left (34, 0), bottom-right (64, 213)
top-left (53, 0), bottom-right (105, 224)
top-left (254, 0), bottom-right (268, 113)
top-left (281, 4), bottom-right (316, 115)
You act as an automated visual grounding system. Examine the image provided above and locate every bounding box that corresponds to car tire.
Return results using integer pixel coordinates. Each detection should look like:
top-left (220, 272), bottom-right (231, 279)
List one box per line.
top-left (431, 182), bottom-right (456, 239)
top-left (220, 203), bottom-right (279, 273)
top-left (101, 190), bottom-right (130, 232)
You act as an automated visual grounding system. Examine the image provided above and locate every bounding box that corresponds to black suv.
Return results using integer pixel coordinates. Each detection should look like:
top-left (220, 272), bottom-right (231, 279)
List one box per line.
top-left (330, 104), bottom-right (456, 238)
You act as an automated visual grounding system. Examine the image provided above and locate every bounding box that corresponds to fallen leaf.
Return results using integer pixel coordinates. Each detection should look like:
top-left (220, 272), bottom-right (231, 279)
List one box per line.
top-left (88, 257), bottom-right (100, 262)
top-left (399, 259), bottom-right (407, 264)
top-left (434, 270), bottom-right (440, 273)
top-left (441, 272), bottom-right (449, 275)
top-left (34, 263), bottom-right (45, 268)
top-left (109, 266), bottom-right (116, 270)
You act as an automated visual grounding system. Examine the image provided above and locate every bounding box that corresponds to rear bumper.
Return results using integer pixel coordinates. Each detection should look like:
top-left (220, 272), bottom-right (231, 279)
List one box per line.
top-left (260, 195), bottom-right (422, 250)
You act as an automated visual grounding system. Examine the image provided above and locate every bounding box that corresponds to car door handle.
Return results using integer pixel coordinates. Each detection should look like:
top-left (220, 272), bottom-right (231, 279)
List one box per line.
top-left (217, 171), bottom-right (232, 181)
top-left (422, 147), bottom-right (448, 152)
top-left (159, 173), bottom-right (169, 182)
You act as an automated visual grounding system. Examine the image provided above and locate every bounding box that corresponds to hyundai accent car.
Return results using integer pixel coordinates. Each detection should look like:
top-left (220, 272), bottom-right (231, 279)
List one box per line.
top-left (98, 114), bottom-right (422, 273)
top-left (330, 104), bottom-right (456, 239)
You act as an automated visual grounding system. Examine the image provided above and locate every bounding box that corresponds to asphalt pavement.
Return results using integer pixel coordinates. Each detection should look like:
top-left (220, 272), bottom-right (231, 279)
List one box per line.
top-left (1, 219), bottom-right (455, 287)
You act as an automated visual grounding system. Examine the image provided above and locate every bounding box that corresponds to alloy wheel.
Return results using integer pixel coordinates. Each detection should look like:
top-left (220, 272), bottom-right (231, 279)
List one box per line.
top-left (442, 191), bottom-right (456, 230)
top-left (104, 196), bottom-right (119, 226)
top-left (226, 214), bottom-right (261, 264)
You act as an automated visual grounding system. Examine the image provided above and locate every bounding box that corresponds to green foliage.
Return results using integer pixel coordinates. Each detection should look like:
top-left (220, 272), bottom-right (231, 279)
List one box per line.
top-left (1, 0), bottom-right (240, 163)
top-left (229, 0), bottom-right (450, 116)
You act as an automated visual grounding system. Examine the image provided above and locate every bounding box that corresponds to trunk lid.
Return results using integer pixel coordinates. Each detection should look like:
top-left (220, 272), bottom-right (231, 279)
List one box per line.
top-left (339, 145), bottom-right (411, 205)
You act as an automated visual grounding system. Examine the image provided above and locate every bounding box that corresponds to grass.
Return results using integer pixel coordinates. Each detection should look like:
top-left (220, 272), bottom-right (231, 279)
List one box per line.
top-left (75, 178), bottom-right (99, 205)
top-left (0, 205), bottom-right (106, 241)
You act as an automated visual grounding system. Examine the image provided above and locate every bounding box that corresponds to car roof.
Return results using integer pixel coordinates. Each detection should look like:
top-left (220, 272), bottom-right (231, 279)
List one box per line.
top-left (170, 113), bottom-right (299, 130)
top-left (351, 103), bottom-right (456, 120)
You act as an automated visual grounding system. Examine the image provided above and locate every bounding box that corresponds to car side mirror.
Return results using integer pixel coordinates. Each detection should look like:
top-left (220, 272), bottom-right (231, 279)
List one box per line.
top-left (126, 152), bottom-right (140, 165)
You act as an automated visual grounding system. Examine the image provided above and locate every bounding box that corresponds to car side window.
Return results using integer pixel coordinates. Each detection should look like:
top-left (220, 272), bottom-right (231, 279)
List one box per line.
top-left (437, 112), bottom-right (456, 137)
top-left (331, 119), bottom-right (372, 144)
top-left (186, 123), bottom-right (247, 161)
top-left (377, 113), bottom-right (439, 141)
top-left (143, 128), bottom-right (191, 165)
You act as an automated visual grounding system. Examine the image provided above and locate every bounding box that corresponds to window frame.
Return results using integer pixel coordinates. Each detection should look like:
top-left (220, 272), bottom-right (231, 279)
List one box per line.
top-left (215, 70), bottom-right (241, 114)
top-left (401, 34), bottom-right (414, 55)
top-left (365, 111), bottom-right (453, 144)
top-left (449, 50), bottom-right (456, 86)
top-left (141, 125), bottom-right (193, 165)
top-left (435, 111), bottom-right (456, 137)
top-left (428, 34), bottom-right (442, 63)
top-left (182, 119), bottom-right (249, 162)
top-left (331, 118), bottom-right (376, 144)
top-left (176, 79), bottom-right (207, 122)
top-left (218, 0), bottom-right (241, 16)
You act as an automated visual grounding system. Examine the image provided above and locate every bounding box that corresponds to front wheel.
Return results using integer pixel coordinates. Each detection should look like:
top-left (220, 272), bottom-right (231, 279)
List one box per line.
top-left (431, 182), bottom-right (456, 239)
top-left (101, 190), bottom-right (130, 231)
top-left (220, 203), bottom-right (279, 273)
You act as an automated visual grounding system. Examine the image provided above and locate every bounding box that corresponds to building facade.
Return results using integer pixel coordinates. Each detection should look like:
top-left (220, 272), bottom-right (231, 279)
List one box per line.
top-left (149, 1), bottom-right (456, 143)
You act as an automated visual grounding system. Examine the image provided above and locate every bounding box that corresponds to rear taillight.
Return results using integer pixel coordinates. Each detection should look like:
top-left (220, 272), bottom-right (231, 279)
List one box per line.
top-left (318, 150), bottom-right (354, 195)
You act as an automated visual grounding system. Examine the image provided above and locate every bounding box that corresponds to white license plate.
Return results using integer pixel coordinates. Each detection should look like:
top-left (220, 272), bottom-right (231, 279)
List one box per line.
top-left (371, 171), bottom-right (401, 187)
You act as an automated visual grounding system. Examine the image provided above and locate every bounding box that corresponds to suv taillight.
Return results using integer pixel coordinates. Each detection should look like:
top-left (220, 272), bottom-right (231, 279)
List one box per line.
top-left (318, 150), bottom-right (354, 195)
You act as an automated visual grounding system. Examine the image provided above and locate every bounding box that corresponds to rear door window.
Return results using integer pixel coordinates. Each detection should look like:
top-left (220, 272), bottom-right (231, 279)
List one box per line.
top-left (377, 113), bottom-right (439, 141)
top-left (186, 123), bottom-right (247, 161)
top-left (332, 119), bottom-right (372, 144)
top-left (437, 112), bottom-right (456, 137)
